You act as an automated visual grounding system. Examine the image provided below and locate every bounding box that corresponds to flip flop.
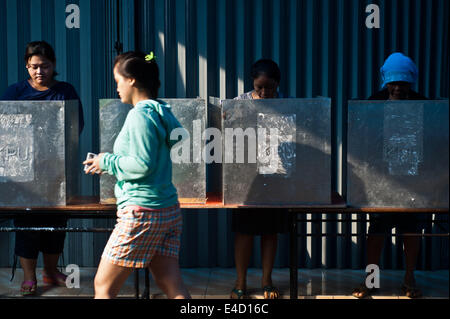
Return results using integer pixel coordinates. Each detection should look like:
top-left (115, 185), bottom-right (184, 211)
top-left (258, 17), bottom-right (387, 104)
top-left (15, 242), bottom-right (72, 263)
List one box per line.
top-left (230, 288), bottom-right (248, 299)
top-left (263, 286), bottom-right (280, 299)
top-left (43, 271), bottom-right (67, 287)
top-left (401, 283), bottom-right (422, 299)
top-left (352, 283), bottom-right (377, 299)
top-left (21, 280), bottom-right (37, 296)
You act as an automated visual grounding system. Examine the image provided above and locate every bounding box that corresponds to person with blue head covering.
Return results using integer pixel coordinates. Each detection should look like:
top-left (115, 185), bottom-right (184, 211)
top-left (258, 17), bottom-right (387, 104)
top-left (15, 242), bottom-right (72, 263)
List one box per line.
top-left (381, 52), bottom-right (418, 88)
top-left (372, 52), bottom-right (426, 100)
top-left (352, 52), bottom-right (427, 299)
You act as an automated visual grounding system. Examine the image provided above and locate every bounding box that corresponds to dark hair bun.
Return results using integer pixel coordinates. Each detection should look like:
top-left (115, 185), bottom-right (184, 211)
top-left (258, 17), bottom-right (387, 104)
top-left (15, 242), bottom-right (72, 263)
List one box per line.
top-left (114, 51), bottom-right (160, 99)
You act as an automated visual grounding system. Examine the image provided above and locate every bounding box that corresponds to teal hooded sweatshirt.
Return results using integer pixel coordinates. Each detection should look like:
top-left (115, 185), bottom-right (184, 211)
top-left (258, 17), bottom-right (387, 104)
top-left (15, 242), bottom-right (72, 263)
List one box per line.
top-left (100, 99), bottom-right (183, 209)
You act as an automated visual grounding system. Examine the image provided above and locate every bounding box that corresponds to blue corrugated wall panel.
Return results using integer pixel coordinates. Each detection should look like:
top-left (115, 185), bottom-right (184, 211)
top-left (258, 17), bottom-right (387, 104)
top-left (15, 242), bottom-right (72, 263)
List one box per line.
top-left (0, 0), bottom-right (448, 270)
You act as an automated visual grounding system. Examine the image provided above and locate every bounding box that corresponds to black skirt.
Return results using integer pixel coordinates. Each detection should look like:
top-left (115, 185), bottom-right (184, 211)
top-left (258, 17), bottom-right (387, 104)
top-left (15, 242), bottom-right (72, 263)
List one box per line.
top-left (14, 215), bottom-right (68, 259)
top-left (231, 208), bottom-right (289, 235)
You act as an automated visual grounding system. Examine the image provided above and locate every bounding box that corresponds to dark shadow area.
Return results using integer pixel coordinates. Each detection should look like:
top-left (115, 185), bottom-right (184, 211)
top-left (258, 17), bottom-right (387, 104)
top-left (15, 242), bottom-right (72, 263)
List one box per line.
top-left (242, 141), bottom-right (367, 269)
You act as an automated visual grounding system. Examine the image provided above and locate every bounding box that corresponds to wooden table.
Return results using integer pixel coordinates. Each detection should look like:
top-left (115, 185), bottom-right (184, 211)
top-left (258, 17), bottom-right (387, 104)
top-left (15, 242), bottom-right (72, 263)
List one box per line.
top-left (1, 194), bottom-right (448, 299)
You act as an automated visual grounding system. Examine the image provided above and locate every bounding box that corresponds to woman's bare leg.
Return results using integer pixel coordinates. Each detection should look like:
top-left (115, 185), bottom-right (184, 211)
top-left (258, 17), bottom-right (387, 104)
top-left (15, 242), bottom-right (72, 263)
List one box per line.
top-left (149, 255), bottom-right (190, 299)
top-left (94, 257), bottom-right (134, 299)
top-left (261, 234), bottom-right (277, 288)
top-left (19, 257), bottom-right (37, 282)
top-left (233, 233), bottom-right (254, 293)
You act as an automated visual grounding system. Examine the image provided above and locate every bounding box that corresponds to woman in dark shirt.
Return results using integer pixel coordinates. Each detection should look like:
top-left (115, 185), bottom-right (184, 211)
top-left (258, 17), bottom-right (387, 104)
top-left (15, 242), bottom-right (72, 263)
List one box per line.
top-left (1, 41), bottom-right (84, 296)
top-left (352, 52), bottom-right (425, 299)
top-left (231, 59), bottom-right (289, 299)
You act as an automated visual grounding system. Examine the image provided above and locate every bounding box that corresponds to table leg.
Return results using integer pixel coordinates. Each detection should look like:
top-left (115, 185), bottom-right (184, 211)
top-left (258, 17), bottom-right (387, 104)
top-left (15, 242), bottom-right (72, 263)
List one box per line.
top-left (143, 268), bottom-right (150, 299)
top-left (290, 211), bottom-right (298, 299)
top-left (135, 269), bottom-right (140, 299)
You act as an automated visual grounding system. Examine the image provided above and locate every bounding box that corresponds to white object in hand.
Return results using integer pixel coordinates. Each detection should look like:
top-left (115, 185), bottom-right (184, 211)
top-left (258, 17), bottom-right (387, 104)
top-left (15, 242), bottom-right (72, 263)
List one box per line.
top-left (84, 152), bottom-right (98, 172)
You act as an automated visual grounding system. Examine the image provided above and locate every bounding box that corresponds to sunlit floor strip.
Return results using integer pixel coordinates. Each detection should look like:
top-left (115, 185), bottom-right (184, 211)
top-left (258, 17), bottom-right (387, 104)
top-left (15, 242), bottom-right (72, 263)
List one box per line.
top-left (0, 268), bottom-right (448, 299)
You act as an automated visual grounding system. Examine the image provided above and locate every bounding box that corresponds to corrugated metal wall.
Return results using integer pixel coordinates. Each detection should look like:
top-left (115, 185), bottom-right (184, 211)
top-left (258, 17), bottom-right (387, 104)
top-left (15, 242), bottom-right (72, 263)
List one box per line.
top-left (0, 0), bottom-right (448, 270)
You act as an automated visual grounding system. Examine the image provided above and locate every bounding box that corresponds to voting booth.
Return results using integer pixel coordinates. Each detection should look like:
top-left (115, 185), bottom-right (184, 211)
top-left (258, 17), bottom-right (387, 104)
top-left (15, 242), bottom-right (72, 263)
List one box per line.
top-left (221, 98), bottom-right (332, 206)
top-left (99, 98), bottom-right (207, 204)
top-left (347, 100), bottom-right (449, 208)
top-left (0, 100), bottom-right (79, 207)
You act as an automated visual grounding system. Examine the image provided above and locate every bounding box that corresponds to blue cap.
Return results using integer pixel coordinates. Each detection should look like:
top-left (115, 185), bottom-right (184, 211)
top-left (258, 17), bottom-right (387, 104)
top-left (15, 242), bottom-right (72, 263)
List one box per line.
top-left (380, 52), bottom-right (418, 88)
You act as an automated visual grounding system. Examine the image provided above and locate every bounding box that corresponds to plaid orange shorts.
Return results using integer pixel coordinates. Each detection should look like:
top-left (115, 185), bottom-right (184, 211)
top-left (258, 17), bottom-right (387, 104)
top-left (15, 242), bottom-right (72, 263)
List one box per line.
top-left (102, 204), bottom-right (182, 268)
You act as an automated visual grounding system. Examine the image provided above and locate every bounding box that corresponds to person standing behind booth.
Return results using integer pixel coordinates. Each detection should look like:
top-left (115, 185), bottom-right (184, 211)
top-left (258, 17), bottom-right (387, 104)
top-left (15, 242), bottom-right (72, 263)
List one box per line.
top-left (230, 59), bottom-right (290, 299)
top-left (0, 41), bottom-right (84, 296)
top-left (83, 51), bottom-right (191, 299)
top-left (352, 52), bottom-right (427, 299)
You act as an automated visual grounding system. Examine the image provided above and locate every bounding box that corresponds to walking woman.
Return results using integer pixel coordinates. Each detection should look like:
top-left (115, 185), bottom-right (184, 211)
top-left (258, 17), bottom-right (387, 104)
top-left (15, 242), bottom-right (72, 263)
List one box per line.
top-left (84, 51), bottom-right (190, 299)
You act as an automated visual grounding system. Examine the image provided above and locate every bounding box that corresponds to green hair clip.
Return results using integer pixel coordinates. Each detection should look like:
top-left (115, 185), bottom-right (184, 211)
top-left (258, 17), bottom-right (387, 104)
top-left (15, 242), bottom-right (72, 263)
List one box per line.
top-left (145, 52), bottom-right (156, 62)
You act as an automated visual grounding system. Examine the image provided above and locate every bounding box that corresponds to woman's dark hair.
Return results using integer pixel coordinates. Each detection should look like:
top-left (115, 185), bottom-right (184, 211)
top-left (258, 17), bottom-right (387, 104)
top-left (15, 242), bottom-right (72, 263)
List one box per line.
top-left (250, 59), bottom-right (281, 83)
top-left (24, 41), bottom-right (58, 76)
top-left (114, 51), bottom-right (160, 99)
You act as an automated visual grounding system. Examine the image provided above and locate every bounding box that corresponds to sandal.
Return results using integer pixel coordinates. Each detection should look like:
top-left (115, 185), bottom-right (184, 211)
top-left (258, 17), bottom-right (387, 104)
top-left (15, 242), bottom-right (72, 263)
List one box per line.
top-left (263, 286), bottom-right (279, 299)
top-left (21, 280), bottom-right (37, 296)
top-left (43, 271), bottom-right (67, 287)
top-left (401, 283), bottom-right (422, 299)
top-left (352, 283), bottom-right (377, 299)
top-left (230, 288), bottom-right (248, 299)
